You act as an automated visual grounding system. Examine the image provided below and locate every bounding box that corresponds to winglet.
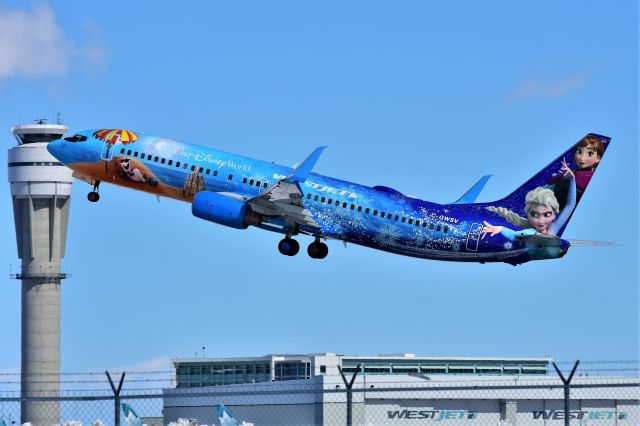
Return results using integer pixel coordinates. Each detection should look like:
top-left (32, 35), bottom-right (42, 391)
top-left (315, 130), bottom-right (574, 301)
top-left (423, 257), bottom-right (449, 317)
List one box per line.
top-left (452, 175), bottom-right (492, 204)
top-left (286, 147), bottom-right (326, 183)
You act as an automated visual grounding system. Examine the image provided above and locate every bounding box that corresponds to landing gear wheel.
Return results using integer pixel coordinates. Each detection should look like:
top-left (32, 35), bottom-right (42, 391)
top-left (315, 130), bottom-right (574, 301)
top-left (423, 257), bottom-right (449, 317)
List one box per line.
top-left (88, 180), bottom-right (101, 202)
top-left (308, 241), bottom-right (329, 259)
top-left (278, 238), bottom-right (300, 256)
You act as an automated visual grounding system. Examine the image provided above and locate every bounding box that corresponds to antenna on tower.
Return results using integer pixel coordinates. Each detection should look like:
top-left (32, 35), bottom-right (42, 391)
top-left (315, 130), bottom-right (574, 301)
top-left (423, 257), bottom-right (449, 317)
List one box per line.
top-left (57, 113), bottom-right (62, 125)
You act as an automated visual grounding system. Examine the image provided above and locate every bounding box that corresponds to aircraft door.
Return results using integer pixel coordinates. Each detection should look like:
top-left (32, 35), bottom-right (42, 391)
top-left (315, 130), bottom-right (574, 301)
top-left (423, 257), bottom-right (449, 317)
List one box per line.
top-left (100, 140), bottom-right (117, 161)
top-left (465, 223), bottom-right (483, 251)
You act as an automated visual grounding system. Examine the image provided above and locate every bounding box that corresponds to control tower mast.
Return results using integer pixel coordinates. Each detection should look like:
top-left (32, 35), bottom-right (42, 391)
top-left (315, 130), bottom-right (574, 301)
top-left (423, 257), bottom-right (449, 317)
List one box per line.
top-left (8, 118), bottom-right (73, 426)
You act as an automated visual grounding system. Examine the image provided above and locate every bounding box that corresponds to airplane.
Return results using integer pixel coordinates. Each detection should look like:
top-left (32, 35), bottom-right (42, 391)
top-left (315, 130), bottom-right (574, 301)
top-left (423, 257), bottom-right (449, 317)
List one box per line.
top-left (47, 130), bottom-right (612, 265)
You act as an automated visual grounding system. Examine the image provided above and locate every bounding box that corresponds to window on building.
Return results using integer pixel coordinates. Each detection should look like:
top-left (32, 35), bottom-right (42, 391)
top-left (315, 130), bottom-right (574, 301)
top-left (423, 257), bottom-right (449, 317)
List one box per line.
top-left (320, 365), bottom-right (326, 373)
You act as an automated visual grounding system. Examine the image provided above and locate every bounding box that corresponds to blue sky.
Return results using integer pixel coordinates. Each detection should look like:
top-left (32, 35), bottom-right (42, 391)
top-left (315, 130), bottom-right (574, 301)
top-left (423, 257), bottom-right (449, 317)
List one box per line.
top-left (0, 1), bottom-right (637, 378)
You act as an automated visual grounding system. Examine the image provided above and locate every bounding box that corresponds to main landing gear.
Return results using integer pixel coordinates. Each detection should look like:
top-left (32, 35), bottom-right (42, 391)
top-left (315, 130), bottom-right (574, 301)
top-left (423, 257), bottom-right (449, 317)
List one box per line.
top-left (307, 238), bottom-right (328, 259)
top-left (277, 236), bottom-right (329, 259)
top-left (87, 181), bottom-right (101, 202)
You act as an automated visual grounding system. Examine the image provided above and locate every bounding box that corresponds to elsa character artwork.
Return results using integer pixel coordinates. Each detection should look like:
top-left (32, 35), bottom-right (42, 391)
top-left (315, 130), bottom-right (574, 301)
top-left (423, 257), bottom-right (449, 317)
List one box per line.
top-left (482, 159), bottom-right (576, 241)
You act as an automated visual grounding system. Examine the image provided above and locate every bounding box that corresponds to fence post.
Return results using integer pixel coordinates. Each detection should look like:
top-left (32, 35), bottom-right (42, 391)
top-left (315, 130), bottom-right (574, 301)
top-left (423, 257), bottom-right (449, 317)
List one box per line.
top-left (338, 364), bottom-right (360, 426)
top-left (552, 360), bottom-right (580, 426)
top-left (106, 371), bottom-right (126, 426)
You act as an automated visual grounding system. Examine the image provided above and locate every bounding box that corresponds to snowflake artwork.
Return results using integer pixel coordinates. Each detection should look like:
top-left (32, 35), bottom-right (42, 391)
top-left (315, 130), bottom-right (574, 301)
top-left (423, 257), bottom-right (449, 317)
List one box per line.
top-left (373, 224), bottom-right (402, 248)
top-left (411, 230), bottom-right (427, 247)
top-left (452, 240), bottom-right (462, 252)
top-left (503, 241), bottom-right (513, 250)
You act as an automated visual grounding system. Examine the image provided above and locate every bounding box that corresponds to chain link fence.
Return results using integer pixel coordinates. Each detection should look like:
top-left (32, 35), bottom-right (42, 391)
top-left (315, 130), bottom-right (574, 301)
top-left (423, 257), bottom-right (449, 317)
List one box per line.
top-left (0, 366), bottom-right (638, 425)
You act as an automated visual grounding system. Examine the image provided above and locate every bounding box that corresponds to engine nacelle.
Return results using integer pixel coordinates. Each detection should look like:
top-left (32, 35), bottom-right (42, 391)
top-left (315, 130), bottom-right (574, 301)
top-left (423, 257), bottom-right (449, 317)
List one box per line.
top-left (192, 192), bottom-right (261, 229)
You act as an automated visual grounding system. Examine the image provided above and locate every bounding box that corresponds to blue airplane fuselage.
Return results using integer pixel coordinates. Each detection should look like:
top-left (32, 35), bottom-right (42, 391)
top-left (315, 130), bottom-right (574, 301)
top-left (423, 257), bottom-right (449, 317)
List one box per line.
top-left (48, 129), bottom-right (611, 264)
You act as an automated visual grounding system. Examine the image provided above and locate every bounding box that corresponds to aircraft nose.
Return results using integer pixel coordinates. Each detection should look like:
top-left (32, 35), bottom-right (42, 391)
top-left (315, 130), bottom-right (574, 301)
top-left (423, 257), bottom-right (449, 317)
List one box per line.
top-left (47, 139), bottom-right (65, 160)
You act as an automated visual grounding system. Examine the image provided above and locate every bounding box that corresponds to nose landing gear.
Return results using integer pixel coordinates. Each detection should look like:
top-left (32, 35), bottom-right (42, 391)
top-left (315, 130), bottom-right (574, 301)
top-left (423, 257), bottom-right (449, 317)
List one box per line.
top-left (307, 239), bottom-right (329, 259)
top-left (87, 181), bottom-right (101, 202)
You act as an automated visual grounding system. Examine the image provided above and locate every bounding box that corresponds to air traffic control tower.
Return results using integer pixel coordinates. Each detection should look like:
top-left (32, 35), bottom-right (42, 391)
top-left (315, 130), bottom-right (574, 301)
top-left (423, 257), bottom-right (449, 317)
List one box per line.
top-left (8, 118), bottom-right (73, 426)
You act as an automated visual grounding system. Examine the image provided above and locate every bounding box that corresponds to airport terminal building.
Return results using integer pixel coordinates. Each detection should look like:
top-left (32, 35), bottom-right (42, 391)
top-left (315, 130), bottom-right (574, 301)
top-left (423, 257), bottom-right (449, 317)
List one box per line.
top-left (162, 353), bottom-right (639, 425)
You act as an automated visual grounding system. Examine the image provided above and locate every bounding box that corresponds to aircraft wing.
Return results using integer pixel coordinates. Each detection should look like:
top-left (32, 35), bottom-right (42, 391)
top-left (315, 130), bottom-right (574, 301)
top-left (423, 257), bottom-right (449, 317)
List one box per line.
top-left (245, 147), bottom-right (326, 230)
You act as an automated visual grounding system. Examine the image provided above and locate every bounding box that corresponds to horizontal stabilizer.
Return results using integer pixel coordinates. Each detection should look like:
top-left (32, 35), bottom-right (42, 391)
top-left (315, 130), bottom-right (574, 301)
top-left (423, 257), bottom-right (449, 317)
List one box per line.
top-left (567, 239), bottom-right (623, 247)
top-left (286, 147), bottom-right (326, 183)
top-left (452, 175), bottom-right (492, 204)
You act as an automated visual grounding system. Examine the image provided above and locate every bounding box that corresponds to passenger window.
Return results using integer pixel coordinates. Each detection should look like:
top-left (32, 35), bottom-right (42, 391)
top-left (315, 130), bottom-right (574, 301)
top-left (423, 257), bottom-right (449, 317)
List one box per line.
top-left (314, 195), bottom-right (319, 201)
top-left (328, 198), bottom-right (333, 204)
top-left (134, 152), bottom-right (139, 157)
top-left (183, 163), bottom-right (188, 169)
top-left (306, 193), bottom-right (311, 199)
top-left (120, 148), bottom-right (125, 154)
top-left (350, 204), bottom-right (355, 210)
top-left (373, 210), bottom-right (378, 216)
top-left (249, 179), bottom-right (254, 185)
top-left (408, 218), bottom-right (413, 224)
top-left (401, 217), bottom-right (406, 223)
top-left (429, 223), bottom-right (434, 230)
top-left (205, 168), bottom-right (210, 174)
top-left (213, 170), bottom-right (218, 176)
top-left (168, 160), bottom-right (173, 166)
top-left (395, 215), bottom-right (399, 221)
top-left (161, 158), bottom-right (166, 164)
top-left (342, 202), bottom-right (347, 208)
top-left (199, 167), bottom-right (203, 173)
top-left (243, 178), bottom-right (247, 184)
top-left (357, 206), bottom-right (362, 212)
top-left (256, 181), bottom-right (260, 187)
top-left (191, 165), bottom-right (196, 171)
top-left (154, 156), bottom-right (159, 162)
top-left (436, 225), bottom-right (441, 232)
top-left (263, 182), bottom-right (268, 188)
top-left (176, 161), bottom-right (182, 167)
top-left (141, 153), bottom-right (146, 159)
top-left (127, 150), bottom-right (132, 155)
top-left (444, 226), bottom-right (448, 233)
top-left (335, 200), bottom-right (340, 206)
top-left (422, 222), bottom-right (427, 228)
top-left (365, 208), bottom-right (370, 214)
top-left (321, 197), bottom-right (326, 203)
top-left (228, 174), bottom-right (233, 180)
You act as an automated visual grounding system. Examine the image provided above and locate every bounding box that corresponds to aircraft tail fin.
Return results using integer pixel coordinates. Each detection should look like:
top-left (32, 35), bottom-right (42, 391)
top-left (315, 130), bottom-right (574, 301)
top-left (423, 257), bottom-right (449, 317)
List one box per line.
top-left (122, 403), bottom-right (143, 426)
top-left (216, 404), bottom-right (239, 426)
top-left (480, 133), bottom-right (611, 237)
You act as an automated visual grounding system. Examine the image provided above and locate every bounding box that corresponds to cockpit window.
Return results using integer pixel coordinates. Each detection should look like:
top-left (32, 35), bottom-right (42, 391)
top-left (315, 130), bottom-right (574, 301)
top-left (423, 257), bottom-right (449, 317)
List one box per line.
top-left (64, 134), bottom-right (87, 142)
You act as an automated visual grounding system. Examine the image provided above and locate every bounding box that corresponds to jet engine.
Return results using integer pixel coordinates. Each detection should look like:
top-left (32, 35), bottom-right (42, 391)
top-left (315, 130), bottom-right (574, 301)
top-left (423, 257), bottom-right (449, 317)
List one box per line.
top-left (192, 192), bottom-right (261, 229)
